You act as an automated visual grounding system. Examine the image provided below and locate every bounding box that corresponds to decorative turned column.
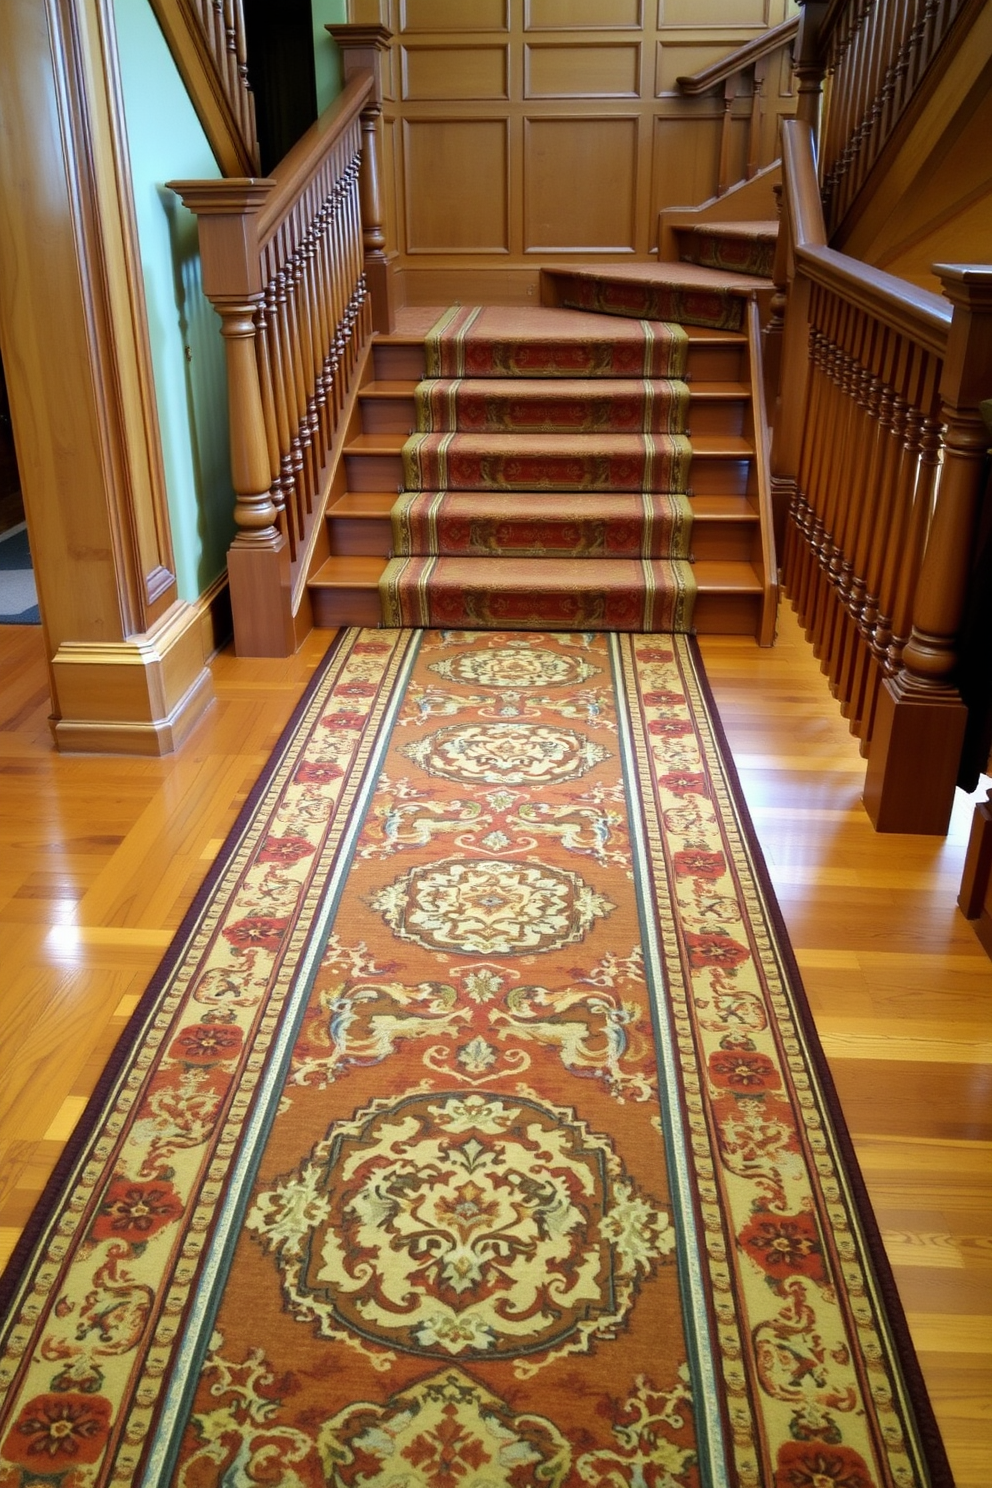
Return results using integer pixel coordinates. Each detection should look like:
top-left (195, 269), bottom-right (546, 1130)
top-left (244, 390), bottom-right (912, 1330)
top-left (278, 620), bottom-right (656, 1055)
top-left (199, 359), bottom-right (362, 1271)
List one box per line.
top-left (794, 1), bottom-right (829, 144)
top-left (864, 266), bottom-right (992, 833)
top-left (326, 23), bottom-right (395, 334)
top-left (168, 178), bottom-right (294, 658)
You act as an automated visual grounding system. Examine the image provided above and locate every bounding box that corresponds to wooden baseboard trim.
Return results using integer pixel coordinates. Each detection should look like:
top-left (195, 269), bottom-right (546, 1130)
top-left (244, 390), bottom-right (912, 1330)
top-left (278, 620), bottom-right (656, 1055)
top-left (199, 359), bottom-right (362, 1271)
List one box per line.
top-left (50, 600), bottom-right (215, 755)
top-left (195, 571), bottom-right (233, 662)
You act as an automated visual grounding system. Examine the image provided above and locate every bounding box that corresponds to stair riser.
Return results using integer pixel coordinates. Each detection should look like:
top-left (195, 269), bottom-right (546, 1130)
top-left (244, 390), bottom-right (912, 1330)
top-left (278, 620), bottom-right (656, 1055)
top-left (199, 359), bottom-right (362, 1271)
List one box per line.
top-left (345, 451), bottom-right (752, 496)
top-left (310, 586), bottom-right (382, 629)
top-left (360, 395), bottom-right (417, 435)
top-left (692, 590), bottom-right (762, 634)
top-left (373, 341), bottom-right (746, 385)
top-left (360, 391), bottom-right (747, 439)
top-left (327, 511), bottom-right (758, 563)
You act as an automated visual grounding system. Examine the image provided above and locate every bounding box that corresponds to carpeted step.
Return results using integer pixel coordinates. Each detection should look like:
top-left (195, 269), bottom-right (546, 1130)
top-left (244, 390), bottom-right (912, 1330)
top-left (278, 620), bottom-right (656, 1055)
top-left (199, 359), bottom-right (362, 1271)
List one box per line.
top-left (414, 376), bottom-right (690, 434)
top-left (426, 304), bottom-right (688, 378)
top-left (542, 262), bottom-right (763, 331)
top-left (391, 490), bottom-right (694, 559)
top-left (379, 555), bottom-right (697, 632)
top-left (677, 219), bottom-right (778, 279)
top-left (402, 431), bottom-right (692, 494)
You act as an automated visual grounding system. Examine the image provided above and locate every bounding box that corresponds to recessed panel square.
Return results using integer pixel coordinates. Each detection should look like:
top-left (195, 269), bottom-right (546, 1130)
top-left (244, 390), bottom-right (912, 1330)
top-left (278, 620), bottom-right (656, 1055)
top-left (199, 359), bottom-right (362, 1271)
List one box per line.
top-left (404, 119), bottom-right (509, 252)
top-left (525, 43), bottom-right (640, 97)
top-left (527, 0), bottom-right (642, 28)
top-left (401, 0), bottom-right (509, 31)
top-left (402, 46), bottom-right (509, 100)
top-left (524, 116), bottom-right (637, 250)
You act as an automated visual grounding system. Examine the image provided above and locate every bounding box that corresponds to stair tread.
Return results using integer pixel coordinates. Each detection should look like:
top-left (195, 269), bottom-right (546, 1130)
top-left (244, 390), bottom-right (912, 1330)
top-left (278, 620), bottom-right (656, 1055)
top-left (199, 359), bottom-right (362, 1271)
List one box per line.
top-left (310, 556), bottom-right (386, 587)
top-left (360, 381), bottom-right (418, 397)
top-left (348, 431), bottom-right (752, 456)
top-left (311, 555), bottom-right (762, 594)
top-left (683, 220), bottom-right (778, 240)
top-left (544, 258), bottom-right (771, 291)
top-left (329, 491), bottom-right (757, 520)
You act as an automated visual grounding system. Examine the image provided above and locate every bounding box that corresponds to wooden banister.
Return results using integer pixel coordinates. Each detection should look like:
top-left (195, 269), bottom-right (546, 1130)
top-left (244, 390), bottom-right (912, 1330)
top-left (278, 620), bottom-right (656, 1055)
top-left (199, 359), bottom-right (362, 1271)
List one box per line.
top-left (816, 0), bottom-right (972, 232)
top-left (149, 0), bottom-right (259, 175)
top-left (169, 70), bottom-right (379, 656)
top-left (773, 117), bottom-right (992, 833)
top-left (676, 16), bottom-right (801, 197)
top-left (676, 16), bottom-right (799, 94)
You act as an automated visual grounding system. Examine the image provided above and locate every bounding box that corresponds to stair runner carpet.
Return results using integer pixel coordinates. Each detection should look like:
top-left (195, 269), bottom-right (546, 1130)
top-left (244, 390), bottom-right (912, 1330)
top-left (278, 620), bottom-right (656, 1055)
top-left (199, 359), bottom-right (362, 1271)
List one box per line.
top-left (379, 306), bottom-right (697, 633)
top-left (545, 221), bottom-right (777, 333)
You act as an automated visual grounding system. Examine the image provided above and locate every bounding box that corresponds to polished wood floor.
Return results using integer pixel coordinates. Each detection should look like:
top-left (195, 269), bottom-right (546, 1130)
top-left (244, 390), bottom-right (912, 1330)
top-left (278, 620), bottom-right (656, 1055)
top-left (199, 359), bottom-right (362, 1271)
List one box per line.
top-left (1, 607), bottom-right (989, 1483)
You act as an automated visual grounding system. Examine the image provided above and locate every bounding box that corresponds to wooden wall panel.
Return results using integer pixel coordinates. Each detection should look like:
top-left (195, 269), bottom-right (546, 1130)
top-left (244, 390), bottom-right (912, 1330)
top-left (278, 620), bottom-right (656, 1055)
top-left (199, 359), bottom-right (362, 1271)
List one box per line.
top-left (525, 43), bottom-right (639, 97)
top-left (400, 0), bottom-right (508, 31)
top-left (653, 113), bottom-right (723, 212)
top-left (656, 37), bottom-right (753, 94)
top-left (524, 116), bottom-right (638, 250)
top-left (526, 0), bottom-right (643, 28)
top-left (403, 118), bottom-right (509, 251)
top-left (660, 0), bottom-right (771, 25)
top-left (402, 45), bottom-right (509, 100)
top-left (370, 0), bottom-right (799, 302)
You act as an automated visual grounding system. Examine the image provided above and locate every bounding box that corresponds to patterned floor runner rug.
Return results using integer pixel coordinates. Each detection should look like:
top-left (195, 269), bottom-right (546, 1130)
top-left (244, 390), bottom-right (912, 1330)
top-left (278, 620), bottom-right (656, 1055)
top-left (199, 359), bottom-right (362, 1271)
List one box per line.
top-left (0, 629), bottom-right (950, 1487)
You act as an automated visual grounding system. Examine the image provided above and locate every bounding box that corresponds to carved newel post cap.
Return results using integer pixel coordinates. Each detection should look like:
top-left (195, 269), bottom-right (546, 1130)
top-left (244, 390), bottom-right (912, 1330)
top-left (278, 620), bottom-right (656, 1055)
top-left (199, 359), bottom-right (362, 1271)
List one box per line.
top-left (326, 23), bottom-right (393, 106)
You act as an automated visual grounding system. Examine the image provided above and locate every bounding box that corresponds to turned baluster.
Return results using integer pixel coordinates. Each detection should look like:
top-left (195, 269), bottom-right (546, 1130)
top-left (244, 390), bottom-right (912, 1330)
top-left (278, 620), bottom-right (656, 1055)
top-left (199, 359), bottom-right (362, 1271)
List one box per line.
top-left (821, 344), bottom-right (877, 679)
top-left (833, 347), bottom-right (891, 702)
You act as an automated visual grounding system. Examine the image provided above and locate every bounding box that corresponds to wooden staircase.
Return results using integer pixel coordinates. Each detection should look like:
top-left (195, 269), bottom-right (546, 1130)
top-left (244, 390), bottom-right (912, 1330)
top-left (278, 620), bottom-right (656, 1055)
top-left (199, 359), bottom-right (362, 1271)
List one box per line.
top-left (308, 315), bottom-right (774, 639)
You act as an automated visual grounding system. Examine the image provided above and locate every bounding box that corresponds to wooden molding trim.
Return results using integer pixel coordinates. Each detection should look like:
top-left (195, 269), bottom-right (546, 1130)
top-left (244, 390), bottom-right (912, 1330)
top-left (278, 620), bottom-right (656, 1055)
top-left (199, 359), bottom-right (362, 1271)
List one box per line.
top-left (0, 0), bottom-right (182, 678)
top-left (194, 570), bottom-right (233, 662)
top-left (50, 599), bottom-right (215, 756)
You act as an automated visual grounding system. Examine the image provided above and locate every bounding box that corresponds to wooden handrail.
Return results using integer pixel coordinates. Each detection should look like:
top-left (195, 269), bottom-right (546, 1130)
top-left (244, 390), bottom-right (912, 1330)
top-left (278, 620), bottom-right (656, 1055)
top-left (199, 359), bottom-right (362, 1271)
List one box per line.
top-left (676, 15), bottom-right (799, 93)
top-left (779, 119), bottom-right (826, 248)
top-left (149, 0), bottom-right (258, 175)
top-left (169, 67), bottom-right (386, 656)
top-left (256, 72), bottom-right (373, 243)
top-left (814, 0), bottom-right (972, 232)
top-left (796, 245), bottom-right (951, 357)
top-left (780, 120), bottom-right (949, 352)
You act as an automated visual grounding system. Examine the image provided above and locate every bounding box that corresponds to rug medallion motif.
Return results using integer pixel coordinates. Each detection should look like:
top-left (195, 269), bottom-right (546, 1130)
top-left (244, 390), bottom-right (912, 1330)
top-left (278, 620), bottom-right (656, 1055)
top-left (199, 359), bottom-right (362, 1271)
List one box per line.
top-left (0, 630), bottom-right (948, 1488)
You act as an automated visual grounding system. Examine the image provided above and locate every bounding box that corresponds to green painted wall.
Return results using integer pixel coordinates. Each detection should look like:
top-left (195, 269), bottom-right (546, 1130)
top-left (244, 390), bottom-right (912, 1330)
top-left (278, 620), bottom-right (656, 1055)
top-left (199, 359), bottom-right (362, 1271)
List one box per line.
top-left (113, 0), bottom-right (235, 605)
top-left (313, 0), bottom-right (347, 113)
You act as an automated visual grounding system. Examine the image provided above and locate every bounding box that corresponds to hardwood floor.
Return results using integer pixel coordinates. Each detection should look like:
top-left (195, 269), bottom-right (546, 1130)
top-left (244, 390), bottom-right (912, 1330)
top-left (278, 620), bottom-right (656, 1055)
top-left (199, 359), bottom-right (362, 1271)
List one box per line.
top-left (0, 607), bottom-right (989, 1482)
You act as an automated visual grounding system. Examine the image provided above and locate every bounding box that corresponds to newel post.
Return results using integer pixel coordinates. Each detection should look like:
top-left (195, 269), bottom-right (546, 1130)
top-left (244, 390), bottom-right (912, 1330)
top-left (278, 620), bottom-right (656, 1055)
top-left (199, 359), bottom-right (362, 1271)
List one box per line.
top-left (794, 1), bottom-right (828, 146)
top-left (864, 265), bottom-right (992, 833)
top-left (167, 178), bottom-right (295, 657)
top-left (327, 23), bottom-right (395, 334)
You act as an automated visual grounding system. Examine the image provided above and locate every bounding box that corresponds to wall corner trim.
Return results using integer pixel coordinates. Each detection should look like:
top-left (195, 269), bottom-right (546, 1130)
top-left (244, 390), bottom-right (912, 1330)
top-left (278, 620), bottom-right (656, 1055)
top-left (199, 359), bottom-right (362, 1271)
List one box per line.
top-left (50, 599), bottom-right (215, 756)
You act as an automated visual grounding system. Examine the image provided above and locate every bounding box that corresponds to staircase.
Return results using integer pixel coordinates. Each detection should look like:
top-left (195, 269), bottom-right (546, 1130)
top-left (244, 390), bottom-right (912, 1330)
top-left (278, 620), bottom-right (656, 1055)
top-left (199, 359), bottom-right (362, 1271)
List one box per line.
top-left (308, 224), bottom-right (777, 638)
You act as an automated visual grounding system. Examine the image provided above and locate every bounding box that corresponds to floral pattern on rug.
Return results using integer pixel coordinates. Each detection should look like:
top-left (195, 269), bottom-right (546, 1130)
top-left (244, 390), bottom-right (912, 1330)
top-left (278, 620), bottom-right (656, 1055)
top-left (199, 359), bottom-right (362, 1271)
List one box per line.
top-left (0, 631), bottom-right (940, 1488)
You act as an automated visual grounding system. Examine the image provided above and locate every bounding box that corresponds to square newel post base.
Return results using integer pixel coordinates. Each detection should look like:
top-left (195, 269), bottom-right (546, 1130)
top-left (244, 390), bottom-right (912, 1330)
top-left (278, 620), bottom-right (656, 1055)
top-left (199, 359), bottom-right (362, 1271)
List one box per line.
top-left (863, 678), bottom-right (968, 834)
top-left (229, 537), bottom-right (296, 658)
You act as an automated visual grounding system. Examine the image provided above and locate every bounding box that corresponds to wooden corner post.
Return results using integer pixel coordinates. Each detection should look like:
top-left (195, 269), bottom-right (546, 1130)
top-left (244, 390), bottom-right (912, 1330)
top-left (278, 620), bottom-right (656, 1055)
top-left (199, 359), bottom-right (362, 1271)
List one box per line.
top-left (326, 23), bottom-right (395, 334)
top-left (864, 266), bottom-right (992, 833)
